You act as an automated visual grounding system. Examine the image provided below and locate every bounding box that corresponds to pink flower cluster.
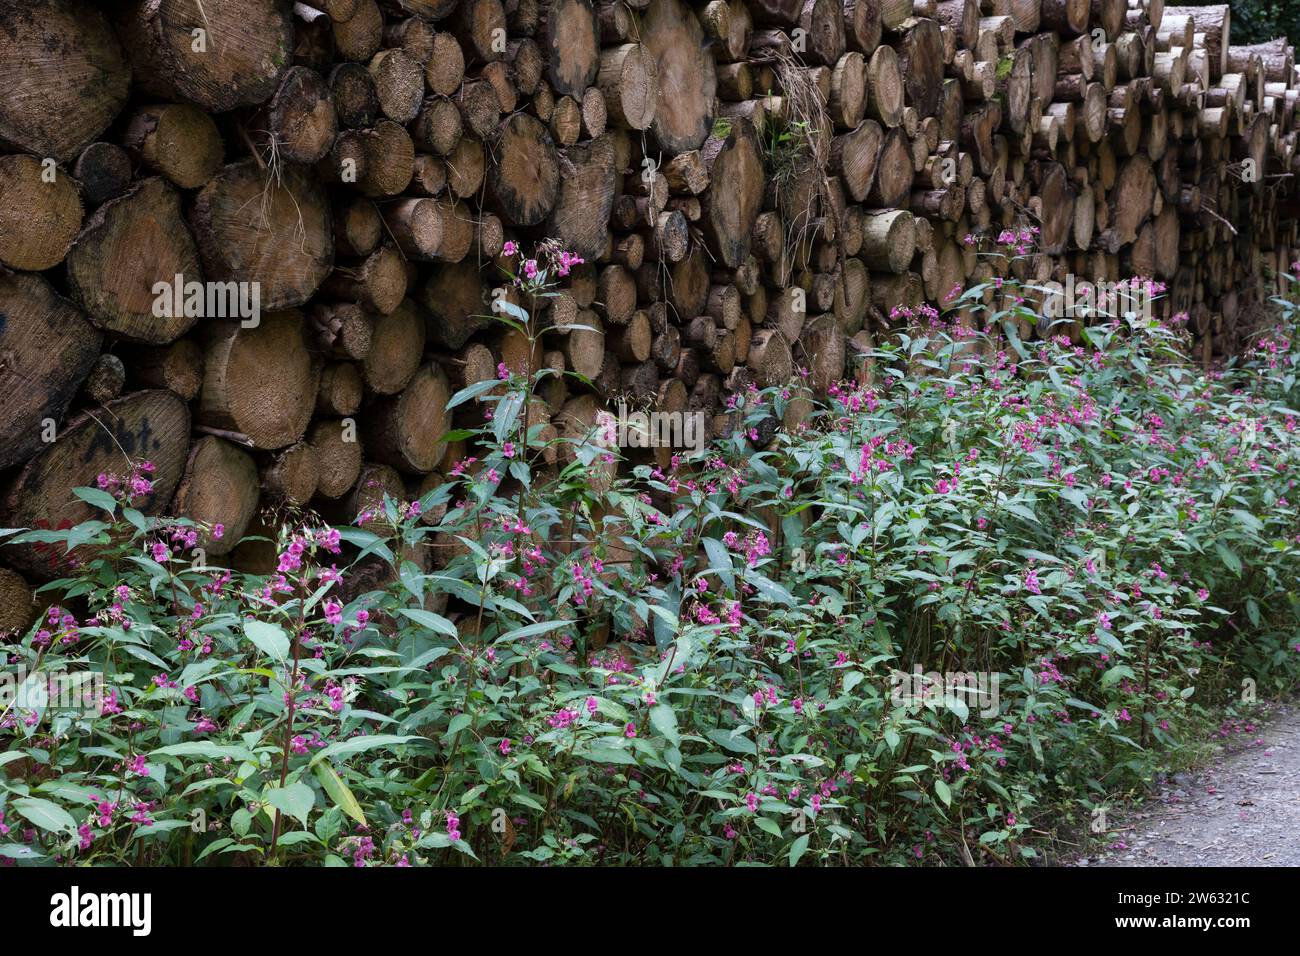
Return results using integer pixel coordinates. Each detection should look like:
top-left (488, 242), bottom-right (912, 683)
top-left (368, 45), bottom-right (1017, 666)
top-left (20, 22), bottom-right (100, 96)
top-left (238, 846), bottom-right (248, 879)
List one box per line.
top-left (96, 460), bottom-right (155, 503)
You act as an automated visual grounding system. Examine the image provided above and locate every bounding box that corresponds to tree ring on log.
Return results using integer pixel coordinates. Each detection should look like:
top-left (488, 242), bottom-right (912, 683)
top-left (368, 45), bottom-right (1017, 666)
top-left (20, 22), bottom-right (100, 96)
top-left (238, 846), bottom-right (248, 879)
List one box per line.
top-left (489, 113), bottom-right (561, 227)
top-left (2, 390), bottom-right (190, 578)
top-left (642, 0), bottom-right (718, 155)
top-left (0, 0), bottom-right (130, 162)
top-left (67, 176), bottom-right (202, 344)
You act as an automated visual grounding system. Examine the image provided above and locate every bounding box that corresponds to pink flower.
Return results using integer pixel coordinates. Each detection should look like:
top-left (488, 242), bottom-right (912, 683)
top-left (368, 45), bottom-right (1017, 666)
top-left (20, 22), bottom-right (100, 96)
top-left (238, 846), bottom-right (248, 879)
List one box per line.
top-left (323, 599), bottom-right (343, 626)
top-left (549, 707), bottom-right (578, 729)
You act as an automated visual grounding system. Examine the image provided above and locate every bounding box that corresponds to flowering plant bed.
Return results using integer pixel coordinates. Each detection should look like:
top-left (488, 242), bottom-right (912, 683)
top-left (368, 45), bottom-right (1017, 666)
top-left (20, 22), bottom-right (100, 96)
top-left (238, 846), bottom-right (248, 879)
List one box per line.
top-left (4, 270), bottom-right (1300, 867)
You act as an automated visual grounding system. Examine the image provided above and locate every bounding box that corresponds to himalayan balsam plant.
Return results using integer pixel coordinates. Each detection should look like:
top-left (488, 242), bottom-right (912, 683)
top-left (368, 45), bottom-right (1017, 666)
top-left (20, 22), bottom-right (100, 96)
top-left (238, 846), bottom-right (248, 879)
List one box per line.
top-left (2, 238), bottom-right (1299, 867)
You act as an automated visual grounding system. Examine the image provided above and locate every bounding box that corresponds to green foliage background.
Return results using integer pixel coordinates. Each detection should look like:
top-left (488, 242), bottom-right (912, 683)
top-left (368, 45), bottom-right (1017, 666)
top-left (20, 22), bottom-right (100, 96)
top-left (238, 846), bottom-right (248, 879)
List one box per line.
top-left (1217, 1), bottom-right (1299, 46)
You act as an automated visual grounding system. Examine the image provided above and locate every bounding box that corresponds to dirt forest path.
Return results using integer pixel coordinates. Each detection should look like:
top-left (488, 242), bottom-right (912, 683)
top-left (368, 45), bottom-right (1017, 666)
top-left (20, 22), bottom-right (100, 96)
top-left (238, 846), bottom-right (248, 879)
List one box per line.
top-left (1080, 703), bottom-right (1300, 867)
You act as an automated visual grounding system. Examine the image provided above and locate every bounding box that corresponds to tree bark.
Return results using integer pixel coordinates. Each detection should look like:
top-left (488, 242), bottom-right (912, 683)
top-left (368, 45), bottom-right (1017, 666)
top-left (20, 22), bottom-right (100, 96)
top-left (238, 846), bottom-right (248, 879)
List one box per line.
top-left (190, 161), bottom-right (334, 311)
top-left (0, 155), bottom-right (84, 272)
top-left (641, 0), bottom-right (717, 155)
top-left (198, 313), bottom-right (321, 450)
top-left (0, 0), bottom-right (131, 162)
top-left (172, 436), bottom-right (261, 555)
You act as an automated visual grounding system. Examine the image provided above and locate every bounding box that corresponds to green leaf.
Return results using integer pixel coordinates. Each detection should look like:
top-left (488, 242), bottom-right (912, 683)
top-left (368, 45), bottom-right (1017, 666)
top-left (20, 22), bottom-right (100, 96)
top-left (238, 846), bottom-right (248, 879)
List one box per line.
top-left (1059, 487), bottom-right (1089, 512)
top-left (1229, 509), bottom-right (1263, 533)
top-left (151, 742), bottom-right (254, 762)
top-left (945, 695), bottom-right (969, 722)
top-left (12, 797), bottom-right (75, 834)
top-left (445, 713), bottom-right (472, 738)
top-left (934, 779), bottom-right (952, 807)
top-left (1001, 319), bottom-right (1029, 360)
top-left (495, 299), bottom-right (530, 324)
top-left (1027, 724), bottom-right (1044, 762)
top-left (73, 486), bottom-right (118, 514)
top-left (496, 620), bottom-right (571, 644)
top-left (1214, 541), bottom-right (1242, 575)
top-left (310, 734), bottom-right (431, 767)
top-left (244, 619), bottom-right (290, 661)
top-left (650, 704), bottom-right (680, 747)
top-left (275, 831), bottom-right (322, 847)
top-left (397, 607), bottom-right (458, 638)
top-left (131, 820), bottom-right (193, 840)
top-left (0, 844), bottom-right (47, 859)
top-left (705, 728), bottom-right (756, 755)
top-left (314, 763), bottom-right (367, 827)
top-left (1001, 501), bottom-right (1040, 524)
top-left (493, 390), bottom-right (525, 444)
top-left (265, 782), bottom-right (316, 827)
top-left (788, 833), bottom-right (810, 866)
top-left (335, 527), bottom-right (393, 562)
top-left (580, 745), bottom-right (639, 765)
top-left (448, 378), bottom-right (505, 409)
top-left (748, 573), bottom-right (796, 606)
top-left (65, 520), bottom-right (109, 552)
top-left (701, 537), bottom-right (736, 591)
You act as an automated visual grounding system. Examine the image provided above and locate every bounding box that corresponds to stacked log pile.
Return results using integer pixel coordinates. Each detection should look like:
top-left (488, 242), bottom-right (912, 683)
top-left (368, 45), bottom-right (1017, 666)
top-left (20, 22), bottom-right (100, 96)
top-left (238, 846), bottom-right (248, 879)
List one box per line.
top-left (1, 0), bottom-right (1299, 622)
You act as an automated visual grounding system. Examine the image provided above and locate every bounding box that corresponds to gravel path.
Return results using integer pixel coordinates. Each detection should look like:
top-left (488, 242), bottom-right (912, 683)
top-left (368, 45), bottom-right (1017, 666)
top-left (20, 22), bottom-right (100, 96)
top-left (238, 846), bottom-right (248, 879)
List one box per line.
top-left (1081, 703), bottom-right (1300, 866)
